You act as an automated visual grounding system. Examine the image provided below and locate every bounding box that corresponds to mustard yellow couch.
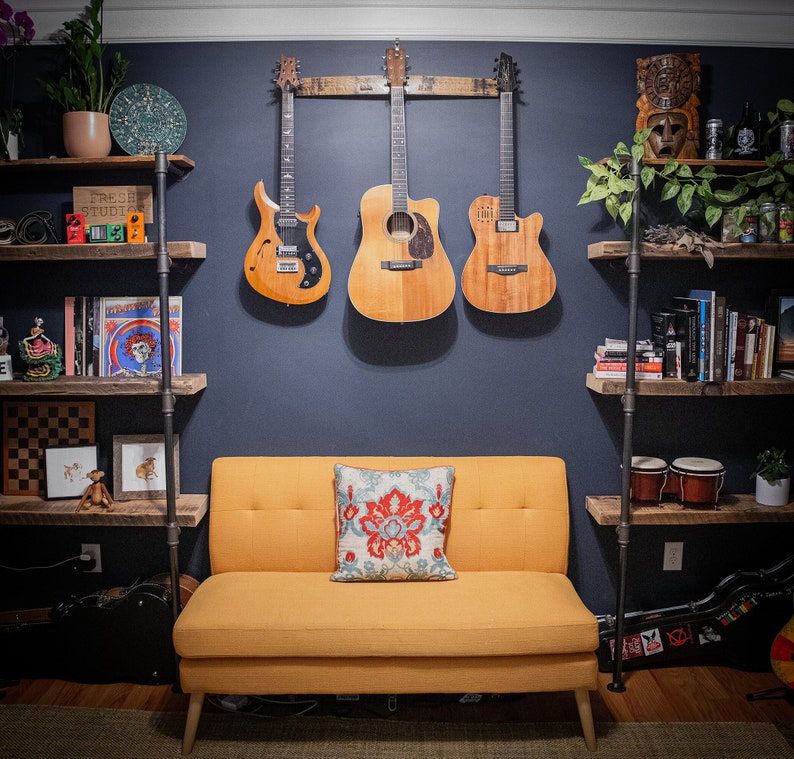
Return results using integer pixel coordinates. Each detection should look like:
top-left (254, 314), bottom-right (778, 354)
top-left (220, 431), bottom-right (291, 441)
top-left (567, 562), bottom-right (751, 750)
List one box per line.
top-left (173, 456), bottom-right (600, 754)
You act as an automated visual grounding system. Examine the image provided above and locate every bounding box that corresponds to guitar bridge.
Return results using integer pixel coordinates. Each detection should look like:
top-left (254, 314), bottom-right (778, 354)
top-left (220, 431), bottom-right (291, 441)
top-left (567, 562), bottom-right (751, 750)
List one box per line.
top-left (487, 264), bottom-right (528, 276)
top-left (381, 260), bottom-right (423, 270)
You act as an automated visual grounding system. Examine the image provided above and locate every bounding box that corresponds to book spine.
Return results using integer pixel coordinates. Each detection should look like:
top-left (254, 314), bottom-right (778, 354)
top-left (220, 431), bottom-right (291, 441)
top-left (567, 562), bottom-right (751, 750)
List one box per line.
top-left (713, 296), bottom-right (727, 382)
top-left (593, 368), bottom-right (664, 380)
top-left (733, 313), bottom-right (748, 379)
top-left (64, 297), bottom-right (76, 377)
top-left (726, 310), bottom-right (737, 382)
top-left (651, 311), bottom-right (679, 378)
top-left (594, 361), bottom-right (664, 372)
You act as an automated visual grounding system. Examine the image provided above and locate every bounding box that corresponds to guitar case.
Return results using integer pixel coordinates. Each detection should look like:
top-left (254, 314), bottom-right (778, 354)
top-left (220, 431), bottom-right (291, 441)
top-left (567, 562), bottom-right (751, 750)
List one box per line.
top-left (0, 574), bottom-right (197, 685)
top-left (597, 554), bottom-right (794, 672)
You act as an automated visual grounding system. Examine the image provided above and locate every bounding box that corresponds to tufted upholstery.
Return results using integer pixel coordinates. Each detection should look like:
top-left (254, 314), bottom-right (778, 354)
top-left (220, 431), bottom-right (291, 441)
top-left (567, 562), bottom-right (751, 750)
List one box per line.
top-left (173, 456), bottom-right (599, 754)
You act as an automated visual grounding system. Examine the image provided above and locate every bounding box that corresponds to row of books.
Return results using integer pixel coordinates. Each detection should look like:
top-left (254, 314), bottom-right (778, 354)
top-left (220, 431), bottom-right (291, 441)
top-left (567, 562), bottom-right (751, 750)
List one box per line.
top-left (651, 289), bottom-right (775, 382)
top-left (64, 296), bottom-right (182, 378)
top-left (593, 339), bottom-right (664, 379)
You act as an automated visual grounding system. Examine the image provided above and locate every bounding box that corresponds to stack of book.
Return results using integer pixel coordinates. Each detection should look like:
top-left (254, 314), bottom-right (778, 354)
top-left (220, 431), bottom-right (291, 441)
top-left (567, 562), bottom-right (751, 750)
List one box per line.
top-left (593, 339), bottom-right (664, 380)
top-left (651, 289), bottom-right (775, 382)
top-left (64, 296), bottom-right (182, 378)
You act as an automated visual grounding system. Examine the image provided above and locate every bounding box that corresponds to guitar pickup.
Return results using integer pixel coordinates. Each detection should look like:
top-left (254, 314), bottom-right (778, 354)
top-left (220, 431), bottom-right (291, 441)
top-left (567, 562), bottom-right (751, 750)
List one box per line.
top-left (381, 260), bottom-right (423, 270)
top-left (486, 264), bottom-right (528, 276)
top-left (276, 245), bottom-right (298, 257)
top-left (277, 260), bottom-right (300, 273)
top-left (496, 220), bottom-right (519, 233)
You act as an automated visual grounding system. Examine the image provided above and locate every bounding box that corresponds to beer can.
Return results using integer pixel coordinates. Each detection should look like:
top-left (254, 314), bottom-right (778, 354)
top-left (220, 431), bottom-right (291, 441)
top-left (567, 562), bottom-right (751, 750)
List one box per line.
top-left (781, 120), bottom-right (794, 160)
top-left (740, 203), bottom-right (758, 243)
top-left (759, 203), bottom-right (778, 243)
top-left (705, 119), bottom-right (723, 160)
top-left (779, 204), bottom-right (793, 243)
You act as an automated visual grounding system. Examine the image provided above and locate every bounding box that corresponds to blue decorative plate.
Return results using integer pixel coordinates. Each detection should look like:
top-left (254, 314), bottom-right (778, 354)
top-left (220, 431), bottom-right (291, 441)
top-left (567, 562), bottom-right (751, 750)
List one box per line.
top-left (110, 83), bottom-right (187, 155)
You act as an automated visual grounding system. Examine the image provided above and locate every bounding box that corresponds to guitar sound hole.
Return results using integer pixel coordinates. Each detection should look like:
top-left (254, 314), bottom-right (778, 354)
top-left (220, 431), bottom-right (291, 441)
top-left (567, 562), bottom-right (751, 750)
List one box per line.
top-left (385, 211), bottom-right (416, 242)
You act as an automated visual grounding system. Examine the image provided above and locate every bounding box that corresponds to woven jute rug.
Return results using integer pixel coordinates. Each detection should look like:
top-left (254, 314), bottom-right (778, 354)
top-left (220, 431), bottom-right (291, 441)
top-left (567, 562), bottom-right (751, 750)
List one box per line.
top-left (1, 704), bottom-right (792, 759)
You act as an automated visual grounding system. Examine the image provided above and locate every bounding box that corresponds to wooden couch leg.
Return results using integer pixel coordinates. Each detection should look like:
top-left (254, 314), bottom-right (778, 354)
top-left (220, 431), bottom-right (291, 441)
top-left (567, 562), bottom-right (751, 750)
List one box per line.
top-left (574, 687), bottom-right (597, 751)
top-left (181, 692), bottom-right (205, 755)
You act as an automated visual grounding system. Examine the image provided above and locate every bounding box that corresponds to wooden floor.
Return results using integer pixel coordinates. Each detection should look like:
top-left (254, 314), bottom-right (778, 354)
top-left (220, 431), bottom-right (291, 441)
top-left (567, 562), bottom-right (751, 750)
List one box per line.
top-left (1, 666), bottom-right (792, 724)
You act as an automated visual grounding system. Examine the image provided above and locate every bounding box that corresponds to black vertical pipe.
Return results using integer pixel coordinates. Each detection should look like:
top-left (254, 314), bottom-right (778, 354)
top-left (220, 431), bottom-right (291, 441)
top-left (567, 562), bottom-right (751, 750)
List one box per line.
top-left (608, 155), bottom-right (642, 692)
top-left (154, 151), bottom-right (182, 641)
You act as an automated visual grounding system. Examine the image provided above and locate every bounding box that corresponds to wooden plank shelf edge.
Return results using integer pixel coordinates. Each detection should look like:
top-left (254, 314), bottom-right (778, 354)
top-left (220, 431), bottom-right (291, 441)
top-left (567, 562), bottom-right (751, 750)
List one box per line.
top-left (0, 373), bottom-right (207, 396)
top-left (0, 493), bottom-right (209, 527)
top-left (586, 373), bottom-right (794, 396)
top-left (0, 155), bottom-right (195, 175)
top-left (0, 241), bottom-right (206, 261)
top-left (586, 494), bottom-right (794, 525)
top-left (588, 240), bottom-right (794, 260)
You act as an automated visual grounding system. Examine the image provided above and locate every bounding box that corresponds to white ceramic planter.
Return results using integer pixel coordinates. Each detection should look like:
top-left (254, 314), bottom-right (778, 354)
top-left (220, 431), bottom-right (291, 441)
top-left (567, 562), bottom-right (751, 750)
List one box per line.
top-left (755, 476), bottom-right (791, 507)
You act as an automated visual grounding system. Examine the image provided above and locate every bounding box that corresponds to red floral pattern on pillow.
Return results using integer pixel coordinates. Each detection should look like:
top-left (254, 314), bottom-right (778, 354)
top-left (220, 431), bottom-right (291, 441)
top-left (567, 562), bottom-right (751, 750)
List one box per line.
top-left (331, 464), bottom-right (456, 582)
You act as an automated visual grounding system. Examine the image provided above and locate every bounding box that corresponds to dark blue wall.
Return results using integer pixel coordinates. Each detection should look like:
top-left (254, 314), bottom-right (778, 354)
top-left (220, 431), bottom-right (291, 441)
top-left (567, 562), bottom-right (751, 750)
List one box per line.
top-left (1, 40), bottom-right (792, 617)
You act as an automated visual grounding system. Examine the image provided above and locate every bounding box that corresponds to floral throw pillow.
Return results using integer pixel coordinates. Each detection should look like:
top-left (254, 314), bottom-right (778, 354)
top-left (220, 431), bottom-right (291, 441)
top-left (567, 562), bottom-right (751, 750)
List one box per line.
top-left (331, 464), bottom-right (457, 582)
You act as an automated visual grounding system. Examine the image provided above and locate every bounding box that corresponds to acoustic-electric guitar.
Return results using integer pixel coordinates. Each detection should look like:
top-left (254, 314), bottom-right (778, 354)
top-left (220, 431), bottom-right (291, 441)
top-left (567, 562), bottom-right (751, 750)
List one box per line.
top-left (244, 55), bottom-right (331, 305)
top-left (348, 42), bottom-right (455, 323)
top-left (461, 53), bottom-right (556, 313)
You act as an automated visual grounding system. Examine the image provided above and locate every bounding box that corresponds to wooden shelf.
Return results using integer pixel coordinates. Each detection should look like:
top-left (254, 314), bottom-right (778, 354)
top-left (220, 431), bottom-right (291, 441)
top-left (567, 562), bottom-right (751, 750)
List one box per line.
top-left (0, 154), bottom-right (195, 179)
top-left (0, 493), bottom-right (208, 527)
top-left (586, 494), bottom-right (794, 525)
top-left (0, 241), bottom-right (205, 261)
top-left (586, 373), bottom-right (794, 396)
top-left (588, 240), bottom-right (794, 260)
top-left (0, 374), bottom-right (207, 396)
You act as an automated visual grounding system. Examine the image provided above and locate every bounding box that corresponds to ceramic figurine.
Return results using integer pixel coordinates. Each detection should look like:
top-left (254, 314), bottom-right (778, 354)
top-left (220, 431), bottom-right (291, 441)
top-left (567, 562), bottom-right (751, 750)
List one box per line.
top-left (18, 316), bottom-right (63, 381)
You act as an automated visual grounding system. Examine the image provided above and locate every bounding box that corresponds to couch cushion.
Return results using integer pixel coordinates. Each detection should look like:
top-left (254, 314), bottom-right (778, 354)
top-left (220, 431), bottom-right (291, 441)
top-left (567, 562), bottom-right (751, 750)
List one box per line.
top-left (331, 464), bottom-right (456, 582)
top-left (173, 571), bottom-right (598, 660)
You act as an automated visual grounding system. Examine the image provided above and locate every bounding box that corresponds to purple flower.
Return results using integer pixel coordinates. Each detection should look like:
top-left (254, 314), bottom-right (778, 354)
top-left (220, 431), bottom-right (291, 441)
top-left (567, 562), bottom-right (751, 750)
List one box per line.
top-left (13, 10), bottom-right (34, 41)
top-left (0, 3), bottom-right (13, 22)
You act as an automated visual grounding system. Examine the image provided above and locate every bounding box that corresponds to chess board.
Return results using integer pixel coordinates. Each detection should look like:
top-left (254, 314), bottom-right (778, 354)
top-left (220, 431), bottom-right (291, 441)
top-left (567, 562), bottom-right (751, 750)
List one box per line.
top-left (2, 401), bottom-right (96, 496)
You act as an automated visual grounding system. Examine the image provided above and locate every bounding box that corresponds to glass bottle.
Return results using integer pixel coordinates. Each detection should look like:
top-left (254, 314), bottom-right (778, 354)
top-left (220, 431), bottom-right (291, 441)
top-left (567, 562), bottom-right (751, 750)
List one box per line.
top-left (734, 101), bottom-right (760, 159)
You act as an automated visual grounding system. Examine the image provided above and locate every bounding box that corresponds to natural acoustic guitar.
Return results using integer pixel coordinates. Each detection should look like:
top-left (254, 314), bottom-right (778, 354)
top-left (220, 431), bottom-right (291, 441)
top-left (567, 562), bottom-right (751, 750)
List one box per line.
top-left (244, 55), bottom-right (331, 305)
top-left (348, 42), bottom-right (455, 322)
top-left (461, 53), bottom-right (556, 313)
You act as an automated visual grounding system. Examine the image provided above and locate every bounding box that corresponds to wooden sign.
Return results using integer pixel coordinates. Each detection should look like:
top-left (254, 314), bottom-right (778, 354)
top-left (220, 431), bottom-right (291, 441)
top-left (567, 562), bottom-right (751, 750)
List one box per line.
top-left (72, 186), bottom-right (153, 225)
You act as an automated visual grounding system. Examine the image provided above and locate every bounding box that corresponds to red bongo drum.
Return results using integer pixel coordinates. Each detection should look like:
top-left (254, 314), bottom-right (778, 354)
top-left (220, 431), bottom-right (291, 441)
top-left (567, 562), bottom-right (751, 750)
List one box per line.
top-left (669, 457), bottom-right (725, 508)
top-left (630, 456), bottom-right (668, 505)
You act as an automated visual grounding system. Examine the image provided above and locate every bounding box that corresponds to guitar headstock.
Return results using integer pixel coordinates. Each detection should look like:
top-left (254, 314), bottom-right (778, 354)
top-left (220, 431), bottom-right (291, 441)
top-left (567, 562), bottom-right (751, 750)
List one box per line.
top-left (495, 52), bottom-right (518, 93)
top-left (385, 40), bottom-right (407, 88)
top-left (276, 55), bottom-right (300, 93)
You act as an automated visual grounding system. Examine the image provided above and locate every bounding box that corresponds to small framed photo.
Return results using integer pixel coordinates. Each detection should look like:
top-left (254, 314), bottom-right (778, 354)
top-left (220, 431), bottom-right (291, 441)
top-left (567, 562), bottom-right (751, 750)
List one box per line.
top-left (112, 434), bottom-right (179, 501)
top-left (766, 290), bottom-right (794, 375)
top-left (45, 445), bottom-right (98, 500)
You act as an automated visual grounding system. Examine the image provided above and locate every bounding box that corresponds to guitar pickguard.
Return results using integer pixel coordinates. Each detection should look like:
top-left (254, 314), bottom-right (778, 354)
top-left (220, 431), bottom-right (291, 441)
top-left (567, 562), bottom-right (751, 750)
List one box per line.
top-left (409, 213), bottom-right (434, 260)
top-left (274, 218), bottom-right (324, 289)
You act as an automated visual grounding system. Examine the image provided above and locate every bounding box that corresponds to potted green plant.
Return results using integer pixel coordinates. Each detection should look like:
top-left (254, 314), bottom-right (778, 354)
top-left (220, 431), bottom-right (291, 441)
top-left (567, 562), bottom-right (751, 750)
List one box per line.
top-left (38, 0), bottom-right (129, 157)
top-left (578, 100), bottom-right (794, 235)
top-left (750, 447), bottom-right (791, 507)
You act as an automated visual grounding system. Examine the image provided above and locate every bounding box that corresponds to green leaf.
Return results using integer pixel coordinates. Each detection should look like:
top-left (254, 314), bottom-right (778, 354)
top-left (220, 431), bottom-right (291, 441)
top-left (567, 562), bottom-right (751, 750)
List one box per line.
top-left (631, 143), bottom-right (644, 162)
top-left (614, 141), bottom-right (630, 155)
top-left (778, 98), bottom-right (794, 114)
top-left (705, 205), bottom-right (723, 228)
top-left (618, 201), bottom-right (633, 226)
top-left (640, 165), bottom-right (655, 189)
top-left (677, 184), bottom-right (695, 216)
top-left (633, 128), bottom-right (651, 144)
top-left (675, 163), bottom-right (694, 179)
top-left (604, 194), bottom-right (619, 221)
top-left (660, 159), bottom-right (679, 176)
top-left (713, 188), bottom-right (743, 203)
top-left (589, 184), bottom-right (611, 201)
top-left (660, 181), bottom-right (680, 201)
top-left (696, 165), bottom-right (718, 179)
top-left (578, 155), bottom-right (594, 168)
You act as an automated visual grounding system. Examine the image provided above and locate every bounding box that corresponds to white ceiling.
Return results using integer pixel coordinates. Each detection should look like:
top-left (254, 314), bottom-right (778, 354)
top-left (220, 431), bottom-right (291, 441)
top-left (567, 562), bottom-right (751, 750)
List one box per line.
top-left (21, 0), bottom-right (794, 47)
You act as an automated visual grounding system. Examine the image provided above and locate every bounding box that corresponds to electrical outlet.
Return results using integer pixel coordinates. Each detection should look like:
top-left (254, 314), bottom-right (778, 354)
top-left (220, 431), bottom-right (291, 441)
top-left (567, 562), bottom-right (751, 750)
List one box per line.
top-left (663, 541), bottom-right (683, 571)
top-left (81, 543), bottom-right (102, 573)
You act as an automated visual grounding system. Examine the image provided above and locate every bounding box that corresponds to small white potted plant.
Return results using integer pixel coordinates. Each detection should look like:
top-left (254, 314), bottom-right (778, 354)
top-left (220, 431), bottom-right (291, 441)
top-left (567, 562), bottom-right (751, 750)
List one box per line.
top-left (751, 447), bottom-right (790, 507)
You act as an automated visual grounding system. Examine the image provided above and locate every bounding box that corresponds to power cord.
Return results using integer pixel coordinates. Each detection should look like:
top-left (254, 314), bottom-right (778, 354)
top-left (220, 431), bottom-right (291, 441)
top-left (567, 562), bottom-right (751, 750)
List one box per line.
top-left (208, 694), bottom-right (318, 718)
top-left (0, 553), bottom-right (91, 571)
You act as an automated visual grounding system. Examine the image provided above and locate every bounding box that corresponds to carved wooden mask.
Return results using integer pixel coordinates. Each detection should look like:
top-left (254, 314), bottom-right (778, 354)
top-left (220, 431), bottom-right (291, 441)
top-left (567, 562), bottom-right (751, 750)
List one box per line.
top-left (636, 52), bottom-right (701, 160)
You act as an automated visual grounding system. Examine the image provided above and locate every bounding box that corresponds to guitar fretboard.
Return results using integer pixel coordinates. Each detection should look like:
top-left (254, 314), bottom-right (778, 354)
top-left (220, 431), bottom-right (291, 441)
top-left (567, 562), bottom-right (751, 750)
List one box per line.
top-left (391, 86), bottom-right (408, 213)
top-left (498, 90), bottom-right (515, 220)
top-left (279, 89), bottom-right (297, 227)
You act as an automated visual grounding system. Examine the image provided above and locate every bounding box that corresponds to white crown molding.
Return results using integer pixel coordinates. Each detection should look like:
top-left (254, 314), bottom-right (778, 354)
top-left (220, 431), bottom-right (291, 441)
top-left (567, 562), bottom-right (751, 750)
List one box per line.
top-left (22, 1), bottom-right (794, 47)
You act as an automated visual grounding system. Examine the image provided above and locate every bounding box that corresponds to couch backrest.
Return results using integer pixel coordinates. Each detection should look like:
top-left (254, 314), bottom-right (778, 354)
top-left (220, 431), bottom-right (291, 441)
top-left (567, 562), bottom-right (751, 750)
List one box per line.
top-left (209, 456), bottom-right (570, 575)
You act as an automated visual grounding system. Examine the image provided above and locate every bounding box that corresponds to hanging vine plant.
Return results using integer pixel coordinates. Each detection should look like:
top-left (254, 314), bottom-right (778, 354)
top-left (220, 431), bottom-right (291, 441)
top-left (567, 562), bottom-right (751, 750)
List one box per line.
top-left (577, 98), bottom-right (794, 232)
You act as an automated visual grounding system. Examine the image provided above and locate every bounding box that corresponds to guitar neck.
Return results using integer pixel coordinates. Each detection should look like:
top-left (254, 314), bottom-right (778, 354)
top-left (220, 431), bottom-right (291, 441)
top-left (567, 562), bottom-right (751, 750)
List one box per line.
top-left (279, 89), bottom-right (296, 225)
top-left (390, 86), bottom-right (409, 212)
top-left (498, 90), bottom-right (515, 220)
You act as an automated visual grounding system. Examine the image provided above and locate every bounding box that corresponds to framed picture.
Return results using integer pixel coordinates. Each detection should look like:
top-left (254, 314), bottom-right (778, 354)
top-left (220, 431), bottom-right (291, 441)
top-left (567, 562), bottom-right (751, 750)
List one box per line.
top-left (766, 290), bottom-right (794, 375)
top-left (3, 401), bottom-right (95, 496)
top-left (45, 445), bottom-right (98, 499)
top-left (112, 434), bottom-right (179, 501)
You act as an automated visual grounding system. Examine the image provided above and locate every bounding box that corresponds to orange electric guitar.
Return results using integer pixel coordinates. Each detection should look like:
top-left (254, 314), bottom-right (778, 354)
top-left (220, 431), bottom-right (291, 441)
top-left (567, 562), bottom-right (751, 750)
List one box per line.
top-left (461, 53), bottom-right (556, 313)
top-left (347, 42), bottom-right (455, 322)
top-left (244, 55), bottom-right (330, 305)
